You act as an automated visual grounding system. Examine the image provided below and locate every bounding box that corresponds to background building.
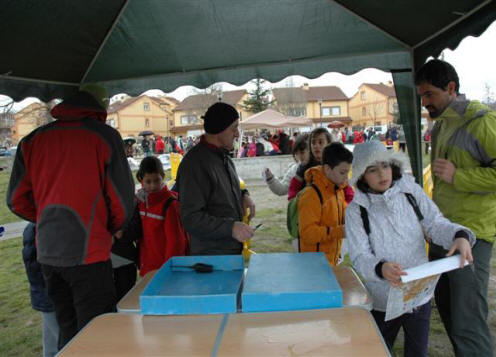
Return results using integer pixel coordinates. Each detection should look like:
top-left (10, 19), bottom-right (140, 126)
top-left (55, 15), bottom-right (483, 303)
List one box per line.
top-left (172, 90), bottom-right (251, 137)
top-left (107, 95), bottom-right (178, 138)
top-left (272, 84), bottom-right (350, 127)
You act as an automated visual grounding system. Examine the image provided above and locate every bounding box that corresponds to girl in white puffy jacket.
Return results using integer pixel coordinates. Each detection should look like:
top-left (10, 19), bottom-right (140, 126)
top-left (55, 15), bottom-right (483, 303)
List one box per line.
top-left (345, 141), bottom-right (474, 357)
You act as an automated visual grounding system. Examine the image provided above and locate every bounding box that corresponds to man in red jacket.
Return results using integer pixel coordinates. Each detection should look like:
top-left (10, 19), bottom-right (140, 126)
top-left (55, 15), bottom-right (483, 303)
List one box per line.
top-left (7, 83), bottom-right (135, 348)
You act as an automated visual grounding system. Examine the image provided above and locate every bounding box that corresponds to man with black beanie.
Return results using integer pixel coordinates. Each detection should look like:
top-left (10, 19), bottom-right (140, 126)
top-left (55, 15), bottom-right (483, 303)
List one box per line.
top-left (177, 102), bottom-right (256, 255)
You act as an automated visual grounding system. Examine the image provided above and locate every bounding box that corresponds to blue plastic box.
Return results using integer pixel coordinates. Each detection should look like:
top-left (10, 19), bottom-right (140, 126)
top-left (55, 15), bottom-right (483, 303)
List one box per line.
top-left (242, 253), bottom-right (343, 312)
top-left (140, 255), bottom-right (244, 315)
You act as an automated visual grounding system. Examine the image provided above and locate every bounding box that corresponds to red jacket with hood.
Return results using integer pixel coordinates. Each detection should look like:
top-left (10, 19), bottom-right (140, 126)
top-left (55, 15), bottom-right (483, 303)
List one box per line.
top-left (137, 184), bottom-right (188, 276)
top-left (7, 91), bottom-right (135, 267)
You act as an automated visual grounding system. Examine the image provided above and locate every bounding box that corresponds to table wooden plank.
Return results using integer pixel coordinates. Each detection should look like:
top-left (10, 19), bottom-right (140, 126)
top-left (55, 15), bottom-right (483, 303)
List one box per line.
top-left (58, 313), bottom-right (224, 356)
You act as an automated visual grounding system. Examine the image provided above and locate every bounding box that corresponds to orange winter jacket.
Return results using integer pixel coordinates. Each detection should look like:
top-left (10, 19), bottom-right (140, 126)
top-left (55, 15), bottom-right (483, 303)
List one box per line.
top-left (297, 166), bottom-right (347, 266)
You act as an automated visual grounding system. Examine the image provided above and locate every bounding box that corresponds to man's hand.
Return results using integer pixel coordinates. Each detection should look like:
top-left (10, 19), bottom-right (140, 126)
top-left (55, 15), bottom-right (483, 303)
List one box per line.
top-left (433, 159), bottom-right (456, 184)
top-left (242, 194), bottom-right (256, 221)
top-left (232, 222), bottom-right (254, 242)
top-left (447, 237), bottom-right (473, 268)
top-left (382, 262), bottom-right (407, 287)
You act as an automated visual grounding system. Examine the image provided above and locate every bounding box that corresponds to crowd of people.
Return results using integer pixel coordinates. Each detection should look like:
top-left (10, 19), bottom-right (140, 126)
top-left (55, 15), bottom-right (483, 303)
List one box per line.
top-left (7, 59), bottom-right (495, 357)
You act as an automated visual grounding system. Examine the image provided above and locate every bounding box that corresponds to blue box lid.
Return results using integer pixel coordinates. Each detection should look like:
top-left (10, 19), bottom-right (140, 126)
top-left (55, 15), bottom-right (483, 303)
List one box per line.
top-left (242, 253), bottom-right (343, 312)
top-left (141, 255), bottom-right (244, 315)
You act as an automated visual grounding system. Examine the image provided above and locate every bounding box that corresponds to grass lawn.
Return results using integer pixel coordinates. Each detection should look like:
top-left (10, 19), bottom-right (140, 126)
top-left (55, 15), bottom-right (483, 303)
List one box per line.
top-left (0, 169), bottom-right (24, 224)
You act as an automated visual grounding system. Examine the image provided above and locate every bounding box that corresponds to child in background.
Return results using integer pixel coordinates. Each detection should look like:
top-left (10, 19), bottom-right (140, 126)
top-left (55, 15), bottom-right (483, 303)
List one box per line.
top-left (264, 133), bottom-right (309, 196)
top-left (298, 143), bottom-right (353, 266)
top-left (288, 128), bottom-right (354, 203)
top-left (22, 223), bottom-right (59, 357)
top-left (345, 141), bottom-right (474, 356)
top-left (136, 156), bottom-right (189, 276)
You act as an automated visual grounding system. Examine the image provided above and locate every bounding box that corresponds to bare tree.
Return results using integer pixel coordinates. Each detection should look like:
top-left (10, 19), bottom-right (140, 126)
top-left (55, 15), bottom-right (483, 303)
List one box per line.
top-left (366, 102), bottom-right (384, 127)
top-left (483, 83), bottom-right (496, 110)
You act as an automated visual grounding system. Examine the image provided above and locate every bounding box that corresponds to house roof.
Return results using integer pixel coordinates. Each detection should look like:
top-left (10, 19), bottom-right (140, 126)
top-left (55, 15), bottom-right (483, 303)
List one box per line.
top-left (363, 83), bottom-right (396, 97)
top-left (108, 95), bottom-right (176, 114)
top-left (273, 86), bottom-right (347, 104)
top-left (174, 90), bottom-right (247, 111)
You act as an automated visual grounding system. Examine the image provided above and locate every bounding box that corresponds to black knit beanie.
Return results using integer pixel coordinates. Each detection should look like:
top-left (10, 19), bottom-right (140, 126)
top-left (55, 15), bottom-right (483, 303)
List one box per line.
top-left (203, 102), bottom-right (239, 134)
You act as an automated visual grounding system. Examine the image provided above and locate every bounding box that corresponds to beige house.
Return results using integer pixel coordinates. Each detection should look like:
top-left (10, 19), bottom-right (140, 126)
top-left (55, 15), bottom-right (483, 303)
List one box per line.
top-left (172, 90), bottom-right (251, 137)
top-left (107, 95), bottom-right (179, 138)
top-left (12, 102), bottom-right (52, 144)
top-left (348, 83), bottom-right (399, 128)
top-left (272, 84), bottom-right (350, 126)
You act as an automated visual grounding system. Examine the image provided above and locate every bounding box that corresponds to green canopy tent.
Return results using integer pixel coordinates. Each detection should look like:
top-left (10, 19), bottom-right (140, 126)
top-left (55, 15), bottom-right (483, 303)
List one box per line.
top-left (1, 0), bottom-right (495, 182)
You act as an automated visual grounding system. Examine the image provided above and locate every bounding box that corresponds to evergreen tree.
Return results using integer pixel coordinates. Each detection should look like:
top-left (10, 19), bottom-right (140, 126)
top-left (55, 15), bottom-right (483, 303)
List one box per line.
top-left (242, 78), bottom-right (273, 113)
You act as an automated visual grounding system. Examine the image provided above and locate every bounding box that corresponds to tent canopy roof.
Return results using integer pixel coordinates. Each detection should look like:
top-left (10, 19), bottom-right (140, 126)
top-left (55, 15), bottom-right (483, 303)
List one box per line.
top-left (1, 0), bottom-right (495, 102)
top-left (240, 109), bottom-right (312, 130)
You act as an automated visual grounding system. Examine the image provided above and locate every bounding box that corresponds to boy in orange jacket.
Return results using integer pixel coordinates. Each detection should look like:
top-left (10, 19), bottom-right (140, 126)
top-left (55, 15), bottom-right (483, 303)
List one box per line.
top-left (298, 142), bottom-right (353, 265)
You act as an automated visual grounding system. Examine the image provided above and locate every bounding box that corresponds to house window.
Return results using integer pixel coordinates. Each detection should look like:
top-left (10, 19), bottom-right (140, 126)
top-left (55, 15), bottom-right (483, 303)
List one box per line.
top-left (322, 106), bottom-right (341, 116)
top-left (392, 102), bottom-right (399, 113)
top-left (144, 102), bottom-right (150, 111)
top-left (322, 107), bottom-right (330, 116)
top-left (145, 118), bottom-right (150, 127)
top-left (180, 115), bottom-right (197, 125)
top-left (331, 106), bottom-right (340, 116)
top-left (362, 107), bottom-right (366, 116)
top-left (361, 91), bottom-right (366, 101)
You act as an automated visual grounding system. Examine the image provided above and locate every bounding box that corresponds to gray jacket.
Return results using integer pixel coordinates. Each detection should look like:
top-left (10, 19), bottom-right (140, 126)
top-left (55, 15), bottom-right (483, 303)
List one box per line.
top-left (345, 175), bottom-right (475, 311)
top-left (177, 140), bottom-right (244, 255)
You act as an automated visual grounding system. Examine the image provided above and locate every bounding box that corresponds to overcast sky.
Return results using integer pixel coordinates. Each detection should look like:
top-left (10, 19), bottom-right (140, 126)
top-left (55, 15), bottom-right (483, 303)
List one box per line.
top-left (3, 20), bottom-right (496, 112)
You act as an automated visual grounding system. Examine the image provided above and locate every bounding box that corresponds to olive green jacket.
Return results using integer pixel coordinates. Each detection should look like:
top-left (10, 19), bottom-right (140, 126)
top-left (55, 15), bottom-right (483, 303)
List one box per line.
top-left (431, 96), bottom-right (496, 242)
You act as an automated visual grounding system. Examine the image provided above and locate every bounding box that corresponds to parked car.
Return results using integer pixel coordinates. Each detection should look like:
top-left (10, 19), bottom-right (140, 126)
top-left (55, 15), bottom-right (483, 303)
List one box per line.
top-left (0, 147), bottom-right (10, 156)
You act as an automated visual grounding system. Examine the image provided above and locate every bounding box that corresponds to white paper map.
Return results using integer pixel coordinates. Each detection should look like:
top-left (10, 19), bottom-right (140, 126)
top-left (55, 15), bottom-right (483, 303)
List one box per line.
top-left (385, 255), bottom-right (468, 321)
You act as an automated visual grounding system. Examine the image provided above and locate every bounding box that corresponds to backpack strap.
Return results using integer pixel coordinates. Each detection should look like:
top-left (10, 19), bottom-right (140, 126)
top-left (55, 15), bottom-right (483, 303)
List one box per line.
top-left (404, 193), bottom-right (424, 221)
top-left (359, 205), bottom-right (370, 235)
top-left (309, 183), bottom-right (323, 204)
top-left (162, 196), bottom-right (177, 216)
top-left (359, 193), bottom-right (423, 237)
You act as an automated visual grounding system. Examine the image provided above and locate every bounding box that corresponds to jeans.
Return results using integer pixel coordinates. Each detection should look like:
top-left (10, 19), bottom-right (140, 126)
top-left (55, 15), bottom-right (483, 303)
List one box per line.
top-left (41, 311), bottom-right (59, 357)
top-left (372, 302), bottom-right (431, 357)
top-left (41, 260), bottom-right (116, 349)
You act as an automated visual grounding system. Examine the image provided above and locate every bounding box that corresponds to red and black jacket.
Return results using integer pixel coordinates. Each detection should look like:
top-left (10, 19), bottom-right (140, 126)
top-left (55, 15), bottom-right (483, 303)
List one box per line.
top-left (7, 91), bottom-right (135, 267)
top-left (137, 185), bottom-right (188, 276)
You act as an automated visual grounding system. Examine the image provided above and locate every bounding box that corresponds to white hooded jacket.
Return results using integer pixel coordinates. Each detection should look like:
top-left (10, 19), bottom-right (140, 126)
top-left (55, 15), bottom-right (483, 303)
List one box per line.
top-left (346, 173), bottom-right (475, 312)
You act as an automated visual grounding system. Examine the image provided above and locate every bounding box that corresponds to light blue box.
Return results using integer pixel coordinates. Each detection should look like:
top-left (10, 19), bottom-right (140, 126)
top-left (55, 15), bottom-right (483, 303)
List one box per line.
top-left (242, 253), bottom-right (343, 312)
top-left (140, 255), bottom-right (244, 315)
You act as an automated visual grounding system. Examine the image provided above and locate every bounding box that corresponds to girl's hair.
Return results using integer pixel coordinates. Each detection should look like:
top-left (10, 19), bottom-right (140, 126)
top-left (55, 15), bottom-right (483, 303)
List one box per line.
top-left (292, 133), bottom-right (309, 159)
top-left (356, 163), bottom-right (402, 193)
top-left (137, 156), bottom-right (165, 181)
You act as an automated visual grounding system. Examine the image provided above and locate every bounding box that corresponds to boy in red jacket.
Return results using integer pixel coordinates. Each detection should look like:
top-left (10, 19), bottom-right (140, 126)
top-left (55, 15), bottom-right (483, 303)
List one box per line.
top-left (136, 156), bottom-right (188, 276)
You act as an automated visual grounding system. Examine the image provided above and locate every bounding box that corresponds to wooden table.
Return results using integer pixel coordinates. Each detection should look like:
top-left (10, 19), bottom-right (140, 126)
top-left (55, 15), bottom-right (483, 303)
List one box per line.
top-left (58, 308), bottom-right (389, 356)
top-left (58, 313), bottom-right (224, 357)
top-left (217, 308), bottom-right (388, 356)
top-left (117, 266), bottom-right (371, 313)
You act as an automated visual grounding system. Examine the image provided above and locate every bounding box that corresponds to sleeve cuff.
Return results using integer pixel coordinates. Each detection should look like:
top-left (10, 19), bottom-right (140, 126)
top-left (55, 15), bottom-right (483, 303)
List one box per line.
top-left (453, 230), bottom-right (470, 242)
top-left (375, 261), bottom-right (385, 279)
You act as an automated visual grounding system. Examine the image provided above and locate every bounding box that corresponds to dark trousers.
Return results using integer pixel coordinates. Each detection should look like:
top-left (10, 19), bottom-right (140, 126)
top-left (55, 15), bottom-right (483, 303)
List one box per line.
top-left (113, 263), bottom-right (137, 302)
top-left (430, 240), bottom-right (493, 356)
top-left (372, 302), bottom-right (431, 357)
top-left (41, 260), bottom-right (116, 349)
